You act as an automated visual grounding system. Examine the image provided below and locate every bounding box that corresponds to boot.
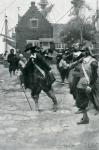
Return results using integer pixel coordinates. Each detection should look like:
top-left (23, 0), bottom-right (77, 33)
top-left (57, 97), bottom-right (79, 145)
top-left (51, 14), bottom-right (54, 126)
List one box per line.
top-left (77, 111), bottom-right (89, 125)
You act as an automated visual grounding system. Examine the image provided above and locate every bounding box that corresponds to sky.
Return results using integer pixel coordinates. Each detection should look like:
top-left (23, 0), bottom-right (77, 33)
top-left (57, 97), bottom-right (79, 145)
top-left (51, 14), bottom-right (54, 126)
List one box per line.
top-left (0, 0), bottom-right (98, 53)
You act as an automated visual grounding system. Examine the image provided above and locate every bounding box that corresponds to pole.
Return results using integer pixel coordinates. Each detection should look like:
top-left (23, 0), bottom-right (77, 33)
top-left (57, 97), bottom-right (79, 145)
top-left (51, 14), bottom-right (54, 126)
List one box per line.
top-left (78, 15), bottom-right (83, 44)
top-left (79, 17), bottom-right (83, 44)
top-left (17, 7), bottom-right (20, 23)
top-left (80, 24), bottom-right (83, 44)
top-left (97, 0), bottom-right (99, 12)
top-left (17, 75), bottom-right (32, 111)
top-left (4, 14), bottom-right (8, 55)
top-left (96, 0), bottom-right (99, 31)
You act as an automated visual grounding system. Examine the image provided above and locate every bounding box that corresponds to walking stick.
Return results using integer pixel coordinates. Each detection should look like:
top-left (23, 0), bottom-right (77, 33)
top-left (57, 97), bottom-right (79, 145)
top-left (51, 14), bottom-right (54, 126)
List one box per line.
top-left (16, 74), bottom-right (32, 111)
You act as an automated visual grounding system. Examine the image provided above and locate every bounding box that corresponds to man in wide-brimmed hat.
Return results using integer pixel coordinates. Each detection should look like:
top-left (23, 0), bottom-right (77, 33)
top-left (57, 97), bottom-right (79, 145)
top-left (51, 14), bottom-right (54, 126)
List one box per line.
top-left (75, 47), bottom-right (99, 124)
top-left (24, 43), bottom-right (40, 53)
top-left (22, 43), bottom-right (58, 111)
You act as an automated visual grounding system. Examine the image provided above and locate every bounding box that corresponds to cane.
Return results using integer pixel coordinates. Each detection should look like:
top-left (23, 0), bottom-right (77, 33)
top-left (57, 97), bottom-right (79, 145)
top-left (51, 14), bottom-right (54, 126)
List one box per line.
top-left (16, 74), bottom-right (32, 111)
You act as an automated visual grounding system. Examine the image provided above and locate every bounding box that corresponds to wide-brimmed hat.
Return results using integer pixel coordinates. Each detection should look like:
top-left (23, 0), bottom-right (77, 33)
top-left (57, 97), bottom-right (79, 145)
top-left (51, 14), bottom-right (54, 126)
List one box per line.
top-left (24, 43), bottom-right (38, 53)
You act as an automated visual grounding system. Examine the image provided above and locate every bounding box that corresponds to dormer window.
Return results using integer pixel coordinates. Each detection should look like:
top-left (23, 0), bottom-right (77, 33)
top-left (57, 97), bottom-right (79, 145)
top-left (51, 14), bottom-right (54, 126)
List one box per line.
top-left (30, 18), bottom-right (38, 28)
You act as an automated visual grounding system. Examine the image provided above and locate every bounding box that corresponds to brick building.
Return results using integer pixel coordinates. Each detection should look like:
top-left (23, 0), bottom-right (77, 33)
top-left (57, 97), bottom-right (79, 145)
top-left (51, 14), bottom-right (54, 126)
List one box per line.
top-left (15, 1), bottom-right (54, 51)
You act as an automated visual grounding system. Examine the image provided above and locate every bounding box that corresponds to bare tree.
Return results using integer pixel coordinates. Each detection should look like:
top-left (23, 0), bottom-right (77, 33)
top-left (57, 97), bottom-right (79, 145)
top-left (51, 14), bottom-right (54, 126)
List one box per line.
top-left (71, 0), bottom-right (91, 43)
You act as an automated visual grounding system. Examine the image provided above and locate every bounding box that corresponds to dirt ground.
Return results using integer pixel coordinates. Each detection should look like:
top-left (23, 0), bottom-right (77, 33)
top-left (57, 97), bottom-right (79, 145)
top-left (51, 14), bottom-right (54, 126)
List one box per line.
top-left (0, 64), bottom-right (99, 150)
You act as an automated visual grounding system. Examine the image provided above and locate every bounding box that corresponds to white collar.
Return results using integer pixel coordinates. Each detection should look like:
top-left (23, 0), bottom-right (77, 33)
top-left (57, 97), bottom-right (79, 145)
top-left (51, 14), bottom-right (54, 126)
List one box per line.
top-left (30, 53), bottom-right (36, 59)
top-left (73, 51), bottom-right (82, 57)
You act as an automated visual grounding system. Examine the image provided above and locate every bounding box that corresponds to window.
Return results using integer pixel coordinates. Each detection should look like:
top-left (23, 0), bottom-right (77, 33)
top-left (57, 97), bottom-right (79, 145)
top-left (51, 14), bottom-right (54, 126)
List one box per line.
top-left (27, 40), bottom-right (40, 46)
top-left (30, 18), bottom-right (38, 28)
top-left (42, 42), bottom-right (49, 46)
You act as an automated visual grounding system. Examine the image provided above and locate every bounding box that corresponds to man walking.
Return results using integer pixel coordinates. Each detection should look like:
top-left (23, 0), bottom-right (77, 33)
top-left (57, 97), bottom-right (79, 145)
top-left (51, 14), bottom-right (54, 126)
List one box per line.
top-left (7, 49), bottom-right (19, 77)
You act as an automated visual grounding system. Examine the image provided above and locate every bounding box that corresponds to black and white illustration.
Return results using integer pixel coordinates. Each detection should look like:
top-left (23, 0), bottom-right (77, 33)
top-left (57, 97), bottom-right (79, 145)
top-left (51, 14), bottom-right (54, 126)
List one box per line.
top-left (0, 0), bottom-right (99, 149)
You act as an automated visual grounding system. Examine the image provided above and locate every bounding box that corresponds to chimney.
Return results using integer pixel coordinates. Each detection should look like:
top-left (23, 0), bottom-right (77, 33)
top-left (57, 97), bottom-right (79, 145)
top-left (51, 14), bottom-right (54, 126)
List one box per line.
top-left (31, 1), bottom-right (35, 7)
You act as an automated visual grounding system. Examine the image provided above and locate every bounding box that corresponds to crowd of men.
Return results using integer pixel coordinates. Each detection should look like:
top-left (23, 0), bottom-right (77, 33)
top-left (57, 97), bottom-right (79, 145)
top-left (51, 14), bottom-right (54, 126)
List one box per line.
top-left (6, 43), bottom-right (99, 124)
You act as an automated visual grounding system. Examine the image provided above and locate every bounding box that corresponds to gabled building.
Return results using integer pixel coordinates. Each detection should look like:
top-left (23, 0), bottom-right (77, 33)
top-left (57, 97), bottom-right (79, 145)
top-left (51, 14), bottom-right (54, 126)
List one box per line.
top-left (15, 1), bottom-right (54, 51)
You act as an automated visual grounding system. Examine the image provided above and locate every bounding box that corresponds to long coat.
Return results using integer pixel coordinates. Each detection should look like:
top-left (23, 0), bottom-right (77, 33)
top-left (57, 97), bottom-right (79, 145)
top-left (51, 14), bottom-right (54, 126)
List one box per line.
top-left (75, 56), bottom-right (99, 110)
top-left (22, 53), bottom-right (54, 97)
top-left (7, 53), bottom-right (19, 72)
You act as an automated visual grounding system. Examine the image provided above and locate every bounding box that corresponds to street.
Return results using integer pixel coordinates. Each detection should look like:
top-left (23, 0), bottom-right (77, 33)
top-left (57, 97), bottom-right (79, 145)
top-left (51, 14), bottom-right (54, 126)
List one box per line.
top-left (0, 64), bottom-right (99, 150)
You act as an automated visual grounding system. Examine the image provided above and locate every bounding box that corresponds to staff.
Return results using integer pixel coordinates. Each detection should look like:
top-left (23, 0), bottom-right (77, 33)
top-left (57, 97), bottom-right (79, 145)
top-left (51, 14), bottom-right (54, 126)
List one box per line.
top-left (17, 75), bottom-right (32, 111)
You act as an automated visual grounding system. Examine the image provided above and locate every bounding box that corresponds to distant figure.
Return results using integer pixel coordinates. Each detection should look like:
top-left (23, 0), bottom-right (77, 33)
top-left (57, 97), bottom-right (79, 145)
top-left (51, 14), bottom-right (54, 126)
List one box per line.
top-left (56, 50), bottom-right (62, 81)
top-left (17, 54), bottom-right (27, 85)
top-left (59, 54), bottom-right (69, 84)
top-left (7, 49), bottom-right (19, 77)
top-left (56, 50), bottom-right (62, 70)
top-left (18, 54), bottom-right (27, 70)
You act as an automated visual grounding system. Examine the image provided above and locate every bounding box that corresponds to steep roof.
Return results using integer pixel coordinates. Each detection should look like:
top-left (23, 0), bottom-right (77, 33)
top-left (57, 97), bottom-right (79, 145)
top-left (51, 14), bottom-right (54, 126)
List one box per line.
top-left (16, 2), bottom-right (52, 29)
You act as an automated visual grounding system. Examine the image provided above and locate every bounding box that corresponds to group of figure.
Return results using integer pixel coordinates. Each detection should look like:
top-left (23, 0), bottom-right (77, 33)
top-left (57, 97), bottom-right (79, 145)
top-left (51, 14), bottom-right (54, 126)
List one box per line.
top-left (6, 44), bottom-right (99, 125)
top-left (60, 46), bottom-right (99, 124)
top-left (7, 45), bottom-right (58, 112)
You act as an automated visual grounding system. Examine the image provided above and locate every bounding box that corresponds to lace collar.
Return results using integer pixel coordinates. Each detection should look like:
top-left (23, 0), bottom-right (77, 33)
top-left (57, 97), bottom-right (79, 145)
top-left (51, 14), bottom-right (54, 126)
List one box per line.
top-left (30, 53), bottom-right (36, 59)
